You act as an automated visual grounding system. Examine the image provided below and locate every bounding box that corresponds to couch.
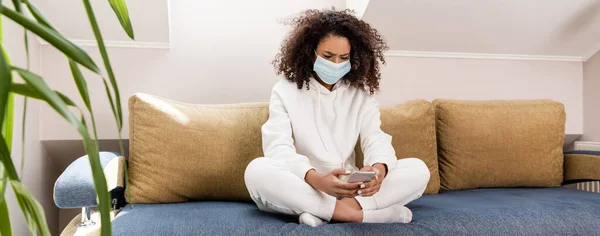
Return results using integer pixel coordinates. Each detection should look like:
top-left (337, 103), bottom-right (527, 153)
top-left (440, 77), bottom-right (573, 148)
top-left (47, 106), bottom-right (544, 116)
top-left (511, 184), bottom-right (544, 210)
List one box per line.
top-left (54, 93), bottom-right (600, 235)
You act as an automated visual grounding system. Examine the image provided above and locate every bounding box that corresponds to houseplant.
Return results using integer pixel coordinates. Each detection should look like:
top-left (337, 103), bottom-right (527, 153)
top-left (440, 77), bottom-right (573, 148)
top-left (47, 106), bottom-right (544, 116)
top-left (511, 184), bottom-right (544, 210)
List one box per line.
top-left (0, 0), bottom-right (134, 235)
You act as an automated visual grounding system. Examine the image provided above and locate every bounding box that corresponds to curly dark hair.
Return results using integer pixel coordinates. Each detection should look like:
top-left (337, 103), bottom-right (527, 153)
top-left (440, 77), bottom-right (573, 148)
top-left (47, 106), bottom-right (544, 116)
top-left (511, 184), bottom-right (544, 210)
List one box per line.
top-left (273, 9), bottom-right (388, 94)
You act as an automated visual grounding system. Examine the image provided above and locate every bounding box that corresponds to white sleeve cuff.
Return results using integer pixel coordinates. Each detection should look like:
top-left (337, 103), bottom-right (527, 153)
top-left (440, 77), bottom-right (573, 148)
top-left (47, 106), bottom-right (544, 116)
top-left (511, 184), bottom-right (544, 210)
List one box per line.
top-left (365, 155), bottom-right (396, 170)
top-left (290, 159), bottom-right (315, 180)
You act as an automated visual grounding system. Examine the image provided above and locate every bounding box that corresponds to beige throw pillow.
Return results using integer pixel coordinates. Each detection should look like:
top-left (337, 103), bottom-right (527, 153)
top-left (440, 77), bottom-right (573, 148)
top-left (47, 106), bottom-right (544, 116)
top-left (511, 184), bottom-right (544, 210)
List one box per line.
top-left (434, 99), bottom-right (565, 190)
top-left (356, 99), bottom-right (440, 194)
top-left (127, 94), bottom-right (268, 203)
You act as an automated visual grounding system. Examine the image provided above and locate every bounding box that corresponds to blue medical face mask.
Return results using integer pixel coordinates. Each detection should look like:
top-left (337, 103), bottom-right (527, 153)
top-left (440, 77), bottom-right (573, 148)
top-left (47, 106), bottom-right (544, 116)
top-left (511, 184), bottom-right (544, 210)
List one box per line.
top-left (313, 54), bottom-right (351, 85)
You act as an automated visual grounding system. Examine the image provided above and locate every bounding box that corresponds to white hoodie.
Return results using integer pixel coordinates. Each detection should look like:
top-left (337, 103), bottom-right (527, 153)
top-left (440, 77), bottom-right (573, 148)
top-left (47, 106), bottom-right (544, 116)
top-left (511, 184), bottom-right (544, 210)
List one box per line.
top-left (262, 78), bottom-right (397, 180)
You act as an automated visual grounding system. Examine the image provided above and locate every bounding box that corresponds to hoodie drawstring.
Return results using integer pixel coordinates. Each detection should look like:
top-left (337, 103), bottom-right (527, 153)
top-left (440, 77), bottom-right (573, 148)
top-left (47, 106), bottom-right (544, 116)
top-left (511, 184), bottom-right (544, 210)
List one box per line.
top-left (315, 86), bottom-right (329, 152)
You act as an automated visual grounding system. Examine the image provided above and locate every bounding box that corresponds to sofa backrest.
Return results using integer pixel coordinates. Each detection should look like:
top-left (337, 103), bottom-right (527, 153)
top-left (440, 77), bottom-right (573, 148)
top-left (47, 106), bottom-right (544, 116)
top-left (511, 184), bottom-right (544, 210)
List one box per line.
top-left (126, 93), bottom-right (567, 204)
top-left (126, 93), bottom-right (440, 203)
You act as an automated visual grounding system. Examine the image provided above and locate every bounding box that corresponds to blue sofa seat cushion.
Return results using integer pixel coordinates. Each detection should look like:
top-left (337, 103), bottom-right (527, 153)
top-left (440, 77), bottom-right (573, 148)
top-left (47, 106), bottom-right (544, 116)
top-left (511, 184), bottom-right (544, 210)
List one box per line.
top-left (112, 188), bottom-right (600, 235)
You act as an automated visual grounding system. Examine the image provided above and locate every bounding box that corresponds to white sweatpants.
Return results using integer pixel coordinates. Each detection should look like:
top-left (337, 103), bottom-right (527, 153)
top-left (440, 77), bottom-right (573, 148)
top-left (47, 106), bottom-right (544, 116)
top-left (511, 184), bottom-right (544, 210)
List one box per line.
top-left (244, 157), bottom-right (431, 221)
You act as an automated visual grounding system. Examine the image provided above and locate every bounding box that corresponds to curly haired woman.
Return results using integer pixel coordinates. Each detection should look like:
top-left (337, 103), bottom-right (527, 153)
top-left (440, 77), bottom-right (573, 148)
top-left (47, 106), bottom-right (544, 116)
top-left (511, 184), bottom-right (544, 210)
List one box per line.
top-left (244, 9), bottom-right (430, 227)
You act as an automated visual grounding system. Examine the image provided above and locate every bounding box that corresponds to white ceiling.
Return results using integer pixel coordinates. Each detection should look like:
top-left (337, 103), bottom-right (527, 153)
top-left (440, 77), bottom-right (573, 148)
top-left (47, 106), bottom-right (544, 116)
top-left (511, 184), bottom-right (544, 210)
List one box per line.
top-left (363, 0), bottom-right (600, 59)
top-left (26, 0), bottom-right (600, 59)
top-left (31, 0), bottom-right (169, 42)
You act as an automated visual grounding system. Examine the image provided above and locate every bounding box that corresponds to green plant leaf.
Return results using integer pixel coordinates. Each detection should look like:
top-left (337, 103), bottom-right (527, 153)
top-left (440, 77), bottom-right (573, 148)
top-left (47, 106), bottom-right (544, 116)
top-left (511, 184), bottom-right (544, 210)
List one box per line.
top-left (3, 93), bottom-right (14, 157)
top-left (0, 43), bottom-right (11, 134)
top-left (11, 0), bottom-right (21, 12)
top-left (0, 137), bottom-right (17, 182)
top-left (10, 83), bottom-right (77, 107)
top-left (5, 4), bottom-right (123, 234)
top-left (0, 165), bottom-right (6, 201)
top-left (23, 30), bottom-right (29, 69)
top-left (24, 0), bottom-right (103, 144)
top-left (81, 2), bottom-right (126, 180)
top-left (69, 61), bottom-right (91, 109)
top-left (10, 180), bottom-right (50, 236)
top-left (10, 67), bottom-right (112, 236)
top-left (21, 1), bottom-right (30, 179)
top-left (22, 1), bottom-right (54, 30)
top-left (108, 0), bottom-right (135, 40)
top-left (1, 156), bottom-right (7, 203)
top-left (82, 0), bottom-right (123, 132)
top-left (1, 11), bottom-right (39, 236)
top-left (19, 97), bottom-right (26, 178)
top-left (19, 2), bottom-right (93, 111)
top-left (0, 7), bottom-right (101, 74)
top-left (10, 68), bottom-right (78, 123)
top-left (80, 136), bottom-right (112, 236)
top-left (11, 0), bottom-right (30, 71)
top-left (27, 0), bottom-right (125, 185)
top-left (102, 79), bottom-right (117, 124)
top-left (11, 78), bottom-right (86, 131)
top-left (15, 1), bottom-right (29, 71)
top-left (0, 44), bottom-right (17, 180)
top-left (2, 94), bottom-right (13, 152)
top-left (0, 77), bottom-right (62, 236)
top-left (0, 7), bottom-right (14, 236)
top-left (0, 5), bottom-right (3, 41)
top-left (0, 139), bottom-right (26, 234)
top-left (0, 44), bottom-right (14, 201)
top-left (83, 0), bottom-right (127, 181)
top-left (0, 44), bottom-right (13, 152)
top-left (0, 198), bottom-right (11, 236)
top-left (19, 7), bottom-right (109, 214)
top-left (20, 0), bottom-right (97, 138)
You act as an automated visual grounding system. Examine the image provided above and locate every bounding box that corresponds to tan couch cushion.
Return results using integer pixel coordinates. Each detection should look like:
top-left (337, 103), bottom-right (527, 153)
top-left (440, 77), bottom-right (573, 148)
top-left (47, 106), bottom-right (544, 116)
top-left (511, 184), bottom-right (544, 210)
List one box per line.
top-left (434, 99), bottom-right (565, 190)
top-left (564, 152), bottom-right (600, 183)
top-left (356, 99), bottom-right (440, 194)
top-left (127, 94), bottom-right (269, 203)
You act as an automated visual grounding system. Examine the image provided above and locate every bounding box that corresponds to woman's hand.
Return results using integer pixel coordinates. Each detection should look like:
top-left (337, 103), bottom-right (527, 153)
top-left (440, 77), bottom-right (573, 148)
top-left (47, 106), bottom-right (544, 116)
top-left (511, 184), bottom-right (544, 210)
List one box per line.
top-left (305, 169), bottom-right (362, 198)
top-left (358, 163), bottom-right (387, 196)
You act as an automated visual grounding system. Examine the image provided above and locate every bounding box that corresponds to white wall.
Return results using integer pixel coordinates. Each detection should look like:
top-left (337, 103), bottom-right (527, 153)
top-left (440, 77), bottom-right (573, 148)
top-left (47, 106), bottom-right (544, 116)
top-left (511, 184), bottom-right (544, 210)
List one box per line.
top-left (583, 51), bottom-right (600, 141)
top-left (378, 57), bottom-right (583, 134)
top-left (3, 14), bottom-right (59, 236)
top-left (39, 0), bottom-right (346, 140)
top-left (39, 53), bottom-right (585, 139)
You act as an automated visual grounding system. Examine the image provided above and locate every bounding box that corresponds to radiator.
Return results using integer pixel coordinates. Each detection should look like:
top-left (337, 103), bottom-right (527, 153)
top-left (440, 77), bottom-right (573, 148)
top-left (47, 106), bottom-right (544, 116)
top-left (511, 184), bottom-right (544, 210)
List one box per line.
top-left (576, 181), bottom-right (600, 193)
top-left (572, 141), bottom-right (600, 193)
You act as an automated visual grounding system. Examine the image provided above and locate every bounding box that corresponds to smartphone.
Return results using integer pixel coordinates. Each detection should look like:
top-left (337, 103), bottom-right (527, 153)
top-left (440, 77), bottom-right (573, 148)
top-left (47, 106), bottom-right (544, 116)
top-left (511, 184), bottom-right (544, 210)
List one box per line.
top-left (339, 171), bottom-right (377, 183)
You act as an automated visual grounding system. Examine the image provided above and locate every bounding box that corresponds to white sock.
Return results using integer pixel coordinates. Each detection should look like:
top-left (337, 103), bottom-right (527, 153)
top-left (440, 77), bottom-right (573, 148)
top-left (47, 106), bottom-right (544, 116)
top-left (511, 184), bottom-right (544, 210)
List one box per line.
top-left (362, 205), bottom-right (413, 223)
top-left (299, 212), bottom-right (327, 227)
